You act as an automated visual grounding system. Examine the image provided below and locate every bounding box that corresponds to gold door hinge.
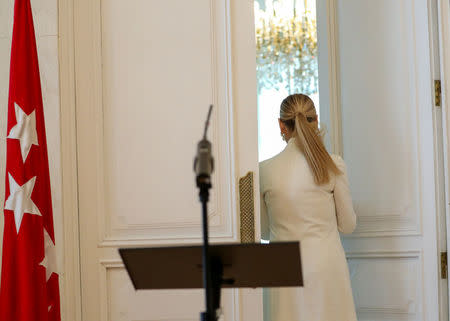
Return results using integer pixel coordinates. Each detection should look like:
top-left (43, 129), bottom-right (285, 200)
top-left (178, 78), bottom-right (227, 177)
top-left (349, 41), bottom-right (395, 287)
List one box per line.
top-left (435, 80), bottom-right (441, 107)
top-left (441, 252), bottom-right (447, 279)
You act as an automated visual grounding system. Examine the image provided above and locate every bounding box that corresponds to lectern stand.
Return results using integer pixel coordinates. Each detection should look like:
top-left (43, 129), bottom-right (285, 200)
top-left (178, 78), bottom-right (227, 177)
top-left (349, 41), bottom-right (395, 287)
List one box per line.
top-left (119, 105), bottom-right (303, 321)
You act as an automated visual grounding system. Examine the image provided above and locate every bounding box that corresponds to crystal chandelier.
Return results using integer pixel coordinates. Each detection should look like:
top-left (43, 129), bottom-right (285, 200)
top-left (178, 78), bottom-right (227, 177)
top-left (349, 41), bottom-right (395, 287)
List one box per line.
top-left (255, 0), bottom-right (318, 95)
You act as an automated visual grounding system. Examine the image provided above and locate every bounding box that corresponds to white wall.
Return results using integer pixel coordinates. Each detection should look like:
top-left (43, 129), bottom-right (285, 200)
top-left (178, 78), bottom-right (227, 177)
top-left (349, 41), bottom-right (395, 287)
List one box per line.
top-left (0, 0), bottom-right (63, 290)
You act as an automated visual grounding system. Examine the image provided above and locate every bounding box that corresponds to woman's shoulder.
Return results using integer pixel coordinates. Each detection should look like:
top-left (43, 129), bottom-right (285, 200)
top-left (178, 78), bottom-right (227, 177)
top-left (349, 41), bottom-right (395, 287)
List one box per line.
top-left (258, 152), bottom-right (284, 182)
top-left (259, 156), bottom-right (275, 176)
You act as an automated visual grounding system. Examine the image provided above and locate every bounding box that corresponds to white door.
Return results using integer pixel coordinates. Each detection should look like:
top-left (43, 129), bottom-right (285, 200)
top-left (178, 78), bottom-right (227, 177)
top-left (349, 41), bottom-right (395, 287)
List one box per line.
top-left (317, 0), bottom-right (443, 320)
top-left (72, 0), bottom-right (262, 320)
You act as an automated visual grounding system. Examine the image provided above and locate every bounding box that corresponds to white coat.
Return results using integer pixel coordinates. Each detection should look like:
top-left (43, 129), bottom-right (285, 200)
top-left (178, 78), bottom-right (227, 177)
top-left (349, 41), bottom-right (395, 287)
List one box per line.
top-left (259, 138), bottom-right (357, 321)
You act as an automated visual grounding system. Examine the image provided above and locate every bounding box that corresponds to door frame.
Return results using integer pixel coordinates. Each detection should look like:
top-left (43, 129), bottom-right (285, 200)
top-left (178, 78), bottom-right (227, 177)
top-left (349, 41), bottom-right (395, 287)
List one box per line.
top-left (58, 0), bottom-right (82, 320)
top-left (438, 0), bottom-right (450, 318)
top-left (428, 0), bottom-right (450, 319)
top-left (231, 1), bottom-right (263, 319)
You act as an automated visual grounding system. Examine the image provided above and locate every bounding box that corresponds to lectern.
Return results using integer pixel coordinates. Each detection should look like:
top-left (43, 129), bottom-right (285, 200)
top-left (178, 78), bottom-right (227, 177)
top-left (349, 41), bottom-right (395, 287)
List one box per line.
top-left (119, 242), bottom-right (302, 320)
top-left (119, 105), bottom-right (303, 321)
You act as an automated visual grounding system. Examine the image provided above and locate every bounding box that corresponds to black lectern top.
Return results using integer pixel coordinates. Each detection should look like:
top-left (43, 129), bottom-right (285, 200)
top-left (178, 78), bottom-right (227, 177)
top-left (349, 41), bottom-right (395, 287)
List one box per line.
top-left (119, 241), bottom-right (302, 290)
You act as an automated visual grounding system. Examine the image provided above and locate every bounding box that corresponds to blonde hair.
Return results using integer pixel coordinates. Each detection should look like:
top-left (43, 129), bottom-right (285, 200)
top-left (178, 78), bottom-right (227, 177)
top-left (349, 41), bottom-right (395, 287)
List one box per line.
top-left (280, 94), bottom-right (341, 185)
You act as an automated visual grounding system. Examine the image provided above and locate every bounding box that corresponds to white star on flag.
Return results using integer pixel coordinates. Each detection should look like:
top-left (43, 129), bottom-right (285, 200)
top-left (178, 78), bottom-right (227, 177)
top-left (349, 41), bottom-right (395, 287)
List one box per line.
top-left (7, 102), bottom-right (39, 162)
top-left (4, 174), bottom-right (41, 233)
top-left (40, 229), bottom-right (58, 281)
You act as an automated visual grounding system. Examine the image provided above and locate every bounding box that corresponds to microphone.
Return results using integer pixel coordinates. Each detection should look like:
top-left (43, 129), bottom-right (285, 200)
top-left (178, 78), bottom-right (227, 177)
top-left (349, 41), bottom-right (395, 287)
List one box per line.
top-left (194, 105), bottom-right (214, 187)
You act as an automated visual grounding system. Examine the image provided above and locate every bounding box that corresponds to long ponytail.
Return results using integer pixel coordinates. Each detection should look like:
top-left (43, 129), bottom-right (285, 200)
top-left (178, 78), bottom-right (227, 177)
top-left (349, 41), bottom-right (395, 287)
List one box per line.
top-left (280, 94), bottom-right (341, 185)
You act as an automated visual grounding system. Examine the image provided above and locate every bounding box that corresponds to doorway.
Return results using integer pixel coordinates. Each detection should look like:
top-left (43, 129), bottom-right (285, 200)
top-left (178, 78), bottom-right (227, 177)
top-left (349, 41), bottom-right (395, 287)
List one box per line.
top-left (255, 0), bottom-right (319, 161)
top-left (254, 0), bottom-right (447, 320)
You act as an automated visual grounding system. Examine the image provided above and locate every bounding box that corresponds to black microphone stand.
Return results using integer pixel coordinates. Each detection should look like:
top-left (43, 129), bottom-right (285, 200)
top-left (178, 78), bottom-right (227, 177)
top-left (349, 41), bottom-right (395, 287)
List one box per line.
top-left (194, 105), bottom-right (223, 321)
top-left (197, 175), bottom-right (220, 321)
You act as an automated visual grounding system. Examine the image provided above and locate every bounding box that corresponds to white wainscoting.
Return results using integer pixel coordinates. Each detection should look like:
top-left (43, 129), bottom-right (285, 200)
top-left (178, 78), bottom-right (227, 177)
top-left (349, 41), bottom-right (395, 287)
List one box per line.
top-left (99, 260), bottom-right (237, 321)
top-left (347, 251), bottom-right (422, 320)
top-left (70, 0), bottom-right (261, 320)
top-left (93, 0), bottom-right (237, 246)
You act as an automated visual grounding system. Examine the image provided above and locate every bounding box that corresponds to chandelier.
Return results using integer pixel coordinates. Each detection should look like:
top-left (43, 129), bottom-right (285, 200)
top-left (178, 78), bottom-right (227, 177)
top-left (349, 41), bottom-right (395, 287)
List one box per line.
top-left (255, 0), bottom-right (318, 95)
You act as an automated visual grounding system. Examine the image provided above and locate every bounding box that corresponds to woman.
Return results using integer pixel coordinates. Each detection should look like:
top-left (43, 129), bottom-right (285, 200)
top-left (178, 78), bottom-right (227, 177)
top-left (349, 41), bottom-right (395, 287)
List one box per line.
top-left (259, 94), bottom-right (357, 321)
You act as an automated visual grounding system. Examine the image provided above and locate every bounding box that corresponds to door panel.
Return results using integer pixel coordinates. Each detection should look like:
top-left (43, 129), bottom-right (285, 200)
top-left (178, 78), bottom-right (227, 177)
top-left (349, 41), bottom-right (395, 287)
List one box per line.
top-left (74, 0), bottom-right (260, 320)
top-left (317, 0), bottom-right (440, 320)
top-left (97, 0), bottom-right (235, 245)
top-left (339, 0), bottom-right (424, 237)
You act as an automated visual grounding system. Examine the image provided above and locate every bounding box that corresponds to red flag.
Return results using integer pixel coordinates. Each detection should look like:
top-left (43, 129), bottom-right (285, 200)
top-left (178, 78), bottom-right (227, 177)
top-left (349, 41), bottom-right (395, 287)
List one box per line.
top-left (0, 0), bottom-right (61, 320)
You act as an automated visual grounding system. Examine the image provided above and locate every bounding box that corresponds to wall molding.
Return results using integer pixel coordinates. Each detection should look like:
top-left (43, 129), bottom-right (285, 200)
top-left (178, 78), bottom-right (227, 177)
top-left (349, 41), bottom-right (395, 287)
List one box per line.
top-left (347, 214), bottom-right (420, 238)
top-left (92, 0), bottom-right (237, 244)
top-left (98, 233), bottom-right (236, 248)
top-left (326, 0), bottom-right (343, 156)
top-left (346, 250), bottom-right (422, 319)
top-left (98, 260), bottom-right (240, 321)
top-left (346, 249), bottom-right (421, 259)
top-left (99, 260), bottom-right (122, 321)
top-left (58, 0), bottom-right (82, 320)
